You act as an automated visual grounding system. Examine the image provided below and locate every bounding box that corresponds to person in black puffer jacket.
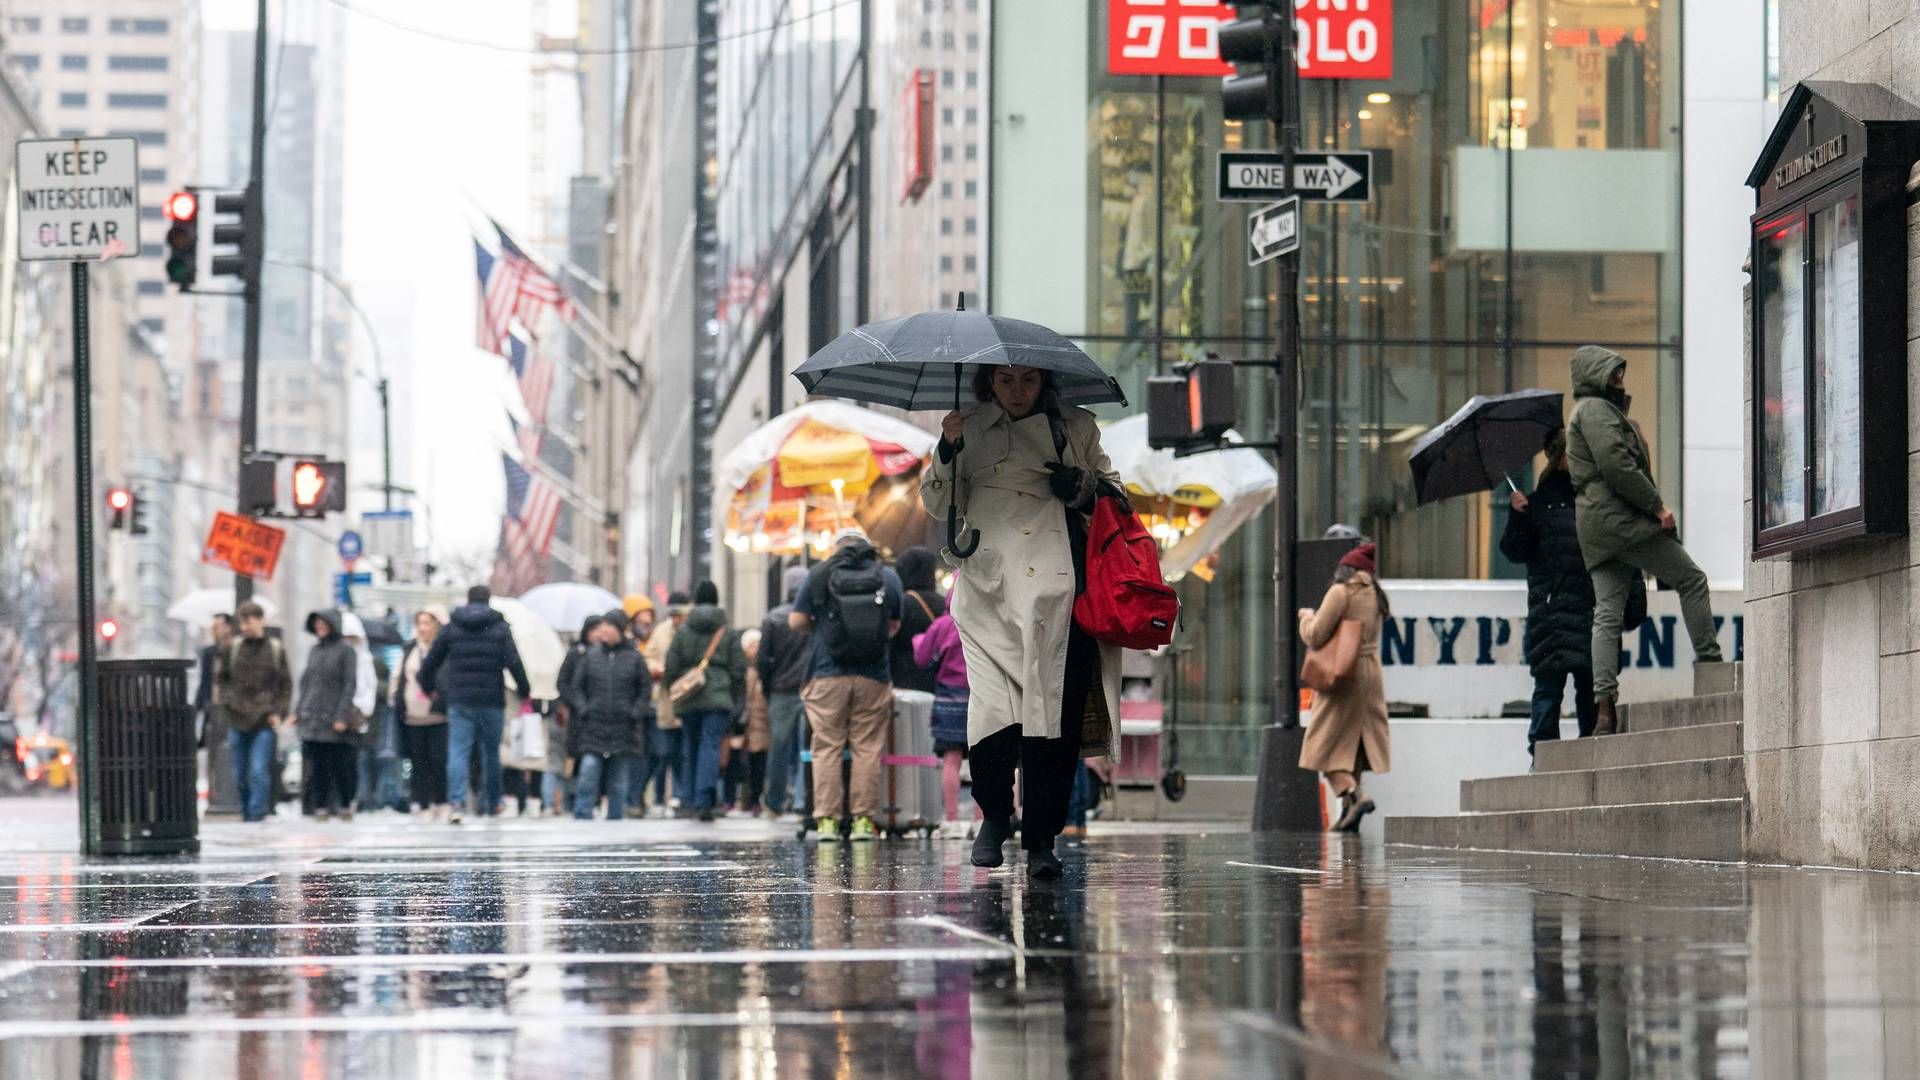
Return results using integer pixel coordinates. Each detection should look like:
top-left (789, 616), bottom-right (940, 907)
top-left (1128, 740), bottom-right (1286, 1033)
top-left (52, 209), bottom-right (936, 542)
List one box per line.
top-left (1500, 430), bottom-right (1597, 757)
top-left (564, 610), bottom-right (652, 820)
top-left (418, 586), bottom-right (531, 821)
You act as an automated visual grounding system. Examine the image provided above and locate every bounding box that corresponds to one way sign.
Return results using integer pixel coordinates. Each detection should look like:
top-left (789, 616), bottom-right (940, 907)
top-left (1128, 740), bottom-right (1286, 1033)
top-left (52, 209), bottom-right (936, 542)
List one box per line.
top-left (1216, 151), bottom-right (1373, 203)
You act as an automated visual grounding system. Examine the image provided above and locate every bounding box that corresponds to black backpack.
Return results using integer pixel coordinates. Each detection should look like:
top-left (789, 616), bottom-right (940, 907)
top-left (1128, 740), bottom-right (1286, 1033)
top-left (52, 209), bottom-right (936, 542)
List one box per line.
top-left (821, 542), bottom-right (891, 665)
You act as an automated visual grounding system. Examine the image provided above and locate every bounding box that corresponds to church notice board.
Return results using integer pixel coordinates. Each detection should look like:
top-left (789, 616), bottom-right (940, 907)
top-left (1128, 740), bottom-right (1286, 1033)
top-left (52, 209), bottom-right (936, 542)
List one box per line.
top-left (1746, 82), bottom-right (1920, 559)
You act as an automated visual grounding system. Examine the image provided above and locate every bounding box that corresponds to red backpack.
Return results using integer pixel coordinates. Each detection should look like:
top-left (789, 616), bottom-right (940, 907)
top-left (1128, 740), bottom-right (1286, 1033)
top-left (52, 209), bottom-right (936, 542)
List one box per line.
top-left (1074, 496), bottom-right (1179, 650)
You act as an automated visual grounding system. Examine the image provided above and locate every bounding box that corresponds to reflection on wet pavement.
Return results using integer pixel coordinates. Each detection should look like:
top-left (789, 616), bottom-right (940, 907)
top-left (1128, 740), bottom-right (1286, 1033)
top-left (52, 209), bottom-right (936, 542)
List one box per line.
top-left (2, 813), bottom-right (1918, 1077)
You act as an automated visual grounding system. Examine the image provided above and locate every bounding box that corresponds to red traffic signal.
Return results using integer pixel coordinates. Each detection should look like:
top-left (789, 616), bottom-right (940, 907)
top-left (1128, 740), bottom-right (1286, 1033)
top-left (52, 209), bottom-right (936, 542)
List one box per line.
top-left (164, 191), bottom-right (197, 222)
top-left (289, 460), bottom-right (346, 517)
top-left (106, 487), bottom-right (131, 530)
top-left (97, 618), bottom-right (120, 642)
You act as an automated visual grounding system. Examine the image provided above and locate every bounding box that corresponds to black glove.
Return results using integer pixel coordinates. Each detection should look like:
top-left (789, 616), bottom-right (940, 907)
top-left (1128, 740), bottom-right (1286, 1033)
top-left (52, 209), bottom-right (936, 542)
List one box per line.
top-left (1044, 461), bottom-right (1091, 507)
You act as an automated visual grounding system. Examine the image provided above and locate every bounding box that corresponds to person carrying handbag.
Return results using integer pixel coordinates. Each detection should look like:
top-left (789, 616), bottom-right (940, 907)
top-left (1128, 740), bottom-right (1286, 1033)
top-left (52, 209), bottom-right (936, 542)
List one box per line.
top-left (1297, 541), bottom-right (1391, 833)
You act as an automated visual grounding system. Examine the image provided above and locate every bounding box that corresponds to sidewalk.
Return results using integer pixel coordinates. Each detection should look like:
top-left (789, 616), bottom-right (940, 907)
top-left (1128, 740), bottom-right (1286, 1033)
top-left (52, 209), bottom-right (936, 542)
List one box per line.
top-left (0, 796), bottom-right (1905, 1078)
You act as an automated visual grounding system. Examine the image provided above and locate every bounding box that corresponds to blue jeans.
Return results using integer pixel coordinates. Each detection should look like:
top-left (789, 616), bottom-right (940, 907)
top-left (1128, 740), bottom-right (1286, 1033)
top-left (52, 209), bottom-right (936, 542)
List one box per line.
top-left (1067, 761), bottom-right (1094, 828)
top-left (447, 704), bottom-right (504, 813)
top-left (229, 725), bottom-right (275, 822)
top-left (764, 692), bottom-right (805, 814)
top-left (681, 709), bottom-right (729, 811)
top-left (1528, 667), bottom-right (1597, 753)
top-left (573, 752), bottom-right (631, 819)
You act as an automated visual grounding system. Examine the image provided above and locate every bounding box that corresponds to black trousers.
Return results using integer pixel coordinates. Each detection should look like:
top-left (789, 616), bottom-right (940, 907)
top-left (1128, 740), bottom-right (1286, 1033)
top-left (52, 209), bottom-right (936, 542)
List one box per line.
top-left (304, 742), bottom-right (358, 813)
top-left (403, 723), bottom-right (450, 808)
top-left (971, 624), bottom-right (1096, 851)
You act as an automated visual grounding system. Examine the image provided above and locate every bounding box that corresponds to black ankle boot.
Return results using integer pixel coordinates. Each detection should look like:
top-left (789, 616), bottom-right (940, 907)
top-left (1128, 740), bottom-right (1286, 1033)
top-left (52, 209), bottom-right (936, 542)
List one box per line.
top-left (972, 818), bottom-right (1011, 868)
top-left (1027, 846), bottom-right (1063, 880)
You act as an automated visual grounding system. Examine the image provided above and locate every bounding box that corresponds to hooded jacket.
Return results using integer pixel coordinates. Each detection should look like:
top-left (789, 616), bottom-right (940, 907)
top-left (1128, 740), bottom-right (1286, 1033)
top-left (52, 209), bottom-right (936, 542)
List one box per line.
top-left (295, 610), bottom-right (358, 743)
top-left (417, 602), bottom-right (532, 709)
top-left (1565, 346), bottom-right (1665, 568)
top-left (219, 633), bottom-right (292, 732)
top-left (565, 639), bottom-right (652, 756)
top-left (664, 604), bottom-right (748, 715)
top-left (1499, 469), bottom-right (1595, 673)
top-left (757, 569), bottom-right (813, 695)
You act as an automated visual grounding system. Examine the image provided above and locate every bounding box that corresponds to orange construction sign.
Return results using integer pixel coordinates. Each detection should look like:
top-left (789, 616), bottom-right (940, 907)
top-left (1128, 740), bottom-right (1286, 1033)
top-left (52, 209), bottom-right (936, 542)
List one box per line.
top-left (201, 511), bottom-right (287, 581)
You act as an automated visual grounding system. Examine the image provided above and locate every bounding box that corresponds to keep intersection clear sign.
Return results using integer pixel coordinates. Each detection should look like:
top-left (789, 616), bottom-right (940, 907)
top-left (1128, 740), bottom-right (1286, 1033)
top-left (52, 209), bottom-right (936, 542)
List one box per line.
top-left (16, 136), bottom-right (141, 262)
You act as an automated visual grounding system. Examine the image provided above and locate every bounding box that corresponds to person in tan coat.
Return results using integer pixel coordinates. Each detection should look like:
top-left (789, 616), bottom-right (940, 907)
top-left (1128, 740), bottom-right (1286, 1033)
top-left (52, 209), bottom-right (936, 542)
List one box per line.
top-left (1298, 541), bottom-right (1391, 832)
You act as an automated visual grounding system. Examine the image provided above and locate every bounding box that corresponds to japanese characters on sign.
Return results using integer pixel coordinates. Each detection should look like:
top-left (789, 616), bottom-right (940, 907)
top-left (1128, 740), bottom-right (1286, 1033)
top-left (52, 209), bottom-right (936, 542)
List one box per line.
top-left (201, 511), bottom-right (287, 581)
top-left (1106, 0), bottom-right (1393, 81)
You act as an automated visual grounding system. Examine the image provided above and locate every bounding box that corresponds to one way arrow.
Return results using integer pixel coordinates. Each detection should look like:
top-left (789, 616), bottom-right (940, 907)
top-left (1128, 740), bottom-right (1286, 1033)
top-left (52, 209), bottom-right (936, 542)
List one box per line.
top-left (1297, 157), bottom-right (1364, 199)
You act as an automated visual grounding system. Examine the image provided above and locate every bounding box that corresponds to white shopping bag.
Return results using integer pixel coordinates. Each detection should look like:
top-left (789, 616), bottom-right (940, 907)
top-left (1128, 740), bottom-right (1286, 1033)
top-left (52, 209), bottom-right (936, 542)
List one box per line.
top-left (511, 708), bottom-right (548, 763)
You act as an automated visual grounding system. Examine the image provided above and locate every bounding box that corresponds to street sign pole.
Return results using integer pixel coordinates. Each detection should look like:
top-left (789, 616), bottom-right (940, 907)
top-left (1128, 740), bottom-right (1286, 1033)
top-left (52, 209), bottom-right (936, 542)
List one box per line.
top-left (234, 0), bottom-right (269, 607)
top-left (1252, 0), bottom-right (1321, 834)
top-left (70, 260), bottom-right (101, 855)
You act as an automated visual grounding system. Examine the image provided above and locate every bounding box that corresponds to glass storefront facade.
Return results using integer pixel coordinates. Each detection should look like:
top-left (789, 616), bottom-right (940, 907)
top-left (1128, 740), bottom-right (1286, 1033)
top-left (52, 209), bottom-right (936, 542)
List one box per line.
top-left (992, 0), bottom-right (1683, 774)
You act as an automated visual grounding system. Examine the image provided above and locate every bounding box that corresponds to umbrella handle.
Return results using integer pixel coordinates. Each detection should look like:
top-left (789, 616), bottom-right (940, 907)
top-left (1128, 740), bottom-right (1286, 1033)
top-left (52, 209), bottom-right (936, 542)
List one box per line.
top-left (947, 505), bottom-right (980, 559)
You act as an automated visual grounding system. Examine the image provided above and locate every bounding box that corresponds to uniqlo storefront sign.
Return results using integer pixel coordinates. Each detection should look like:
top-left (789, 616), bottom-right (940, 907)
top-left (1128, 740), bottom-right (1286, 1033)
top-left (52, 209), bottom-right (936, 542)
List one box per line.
top-left (1106, 0), bottom-right (1393, 81)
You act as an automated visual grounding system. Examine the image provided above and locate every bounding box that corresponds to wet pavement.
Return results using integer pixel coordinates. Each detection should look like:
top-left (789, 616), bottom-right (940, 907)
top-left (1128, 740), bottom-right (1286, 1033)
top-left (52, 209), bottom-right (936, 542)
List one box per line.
top-left (0, 801), bottom-right (1914, 1078)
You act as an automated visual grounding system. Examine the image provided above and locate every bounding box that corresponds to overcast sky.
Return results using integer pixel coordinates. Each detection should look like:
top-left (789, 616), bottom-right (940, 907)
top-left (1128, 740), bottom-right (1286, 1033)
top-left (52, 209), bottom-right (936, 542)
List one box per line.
top-left (205, 0), bottom-right (549, 564)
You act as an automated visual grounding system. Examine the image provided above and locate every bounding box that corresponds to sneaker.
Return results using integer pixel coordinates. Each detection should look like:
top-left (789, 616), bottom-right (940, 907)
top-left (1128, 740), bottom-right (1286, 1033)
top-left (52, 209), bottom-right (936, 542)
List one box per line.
top-left (816, 817), bottom-right (843, 842)
top-left (648, 805), bottom-right (672, 820)
top-left (848, 815), bottom-right (879, 842)
top-left (449, 810), bottom-right (463, 825)
top-left (698, 808), bottom-right (715, 823)
top-left (1060, 825), bottom-right (1086, 838)
top-left (340, 809), bottom-right (354, 823)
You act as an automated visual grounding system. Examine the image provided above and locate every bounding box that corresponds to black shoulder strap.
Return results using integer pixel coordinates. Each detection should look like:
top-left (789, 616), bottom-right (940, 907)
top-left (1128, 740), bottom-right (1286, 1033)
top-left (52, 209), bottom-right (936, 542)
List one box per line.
top-left (1047, 412), bottom-right (1068, 461)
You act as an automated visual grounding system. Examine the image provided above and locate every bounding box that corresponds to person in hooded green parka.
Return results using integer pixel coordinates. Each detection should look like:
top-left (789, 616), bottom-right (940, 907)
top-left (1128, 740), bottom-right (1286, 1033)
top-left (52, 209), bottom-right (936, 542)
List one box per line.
top-left (1565, 346), bottom-right (1723, 734)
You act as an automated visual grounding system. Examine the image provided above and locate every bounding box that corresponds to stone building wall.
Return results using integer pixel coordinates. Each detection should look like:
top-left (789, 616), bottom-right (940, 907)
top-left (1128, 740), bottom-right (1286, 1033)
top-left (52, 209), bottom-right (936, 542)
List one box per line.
top-left (1745, 2), bottom-right (1920, 868)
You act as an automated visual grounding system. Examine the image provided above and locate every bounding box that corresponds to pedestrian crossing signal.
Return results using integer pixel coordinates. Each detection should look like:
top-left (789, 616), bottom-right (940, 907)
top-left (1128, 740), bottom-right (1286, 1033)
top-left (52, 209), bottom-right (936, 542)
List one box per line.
top-left (289, 460), bottom-right (347, 517)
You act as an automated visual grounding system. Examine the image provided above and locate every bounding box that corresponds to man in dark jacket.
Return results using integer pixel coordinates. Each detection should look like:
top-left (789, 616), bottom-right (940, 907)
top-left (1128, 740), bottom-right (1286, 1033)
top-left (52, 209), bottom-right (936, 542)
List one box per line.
top-left (296, 610), bottom-right (359, 819)
top-left (758, 566), bottom-right (812, 818)
top-left (1566, 347), bottom-right (1722, 734)
top-left (1500, 431), bottom-right (1596, 757)
top-left (565, 609), bottom-right (651, 820)
top-left (218, 601), bottom-right (291, 821)
top-left (418, 585), bottom-right (531, 822)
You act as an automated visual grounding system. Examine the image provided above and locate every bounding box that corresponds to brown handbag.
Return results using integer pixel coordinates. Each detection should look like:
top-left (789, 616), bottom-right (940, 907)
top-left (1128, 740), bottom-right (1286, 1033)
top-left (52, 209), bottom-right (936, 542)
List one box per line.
top-left (670, 629), bottom-right (727, 707)
top-left (1300, 619), bottom-right (1362, 692)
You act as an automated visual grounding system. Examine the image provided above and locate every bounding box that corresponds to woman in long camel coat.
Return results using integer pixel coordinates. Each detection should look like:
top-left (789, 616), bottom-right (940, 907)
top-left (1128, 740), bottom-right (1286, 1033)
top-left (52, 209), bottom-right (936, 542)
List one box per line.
top-left (923, 363), bottom-right (1122, 880)
top-left (1299, 541), bottom-right (1391, 832)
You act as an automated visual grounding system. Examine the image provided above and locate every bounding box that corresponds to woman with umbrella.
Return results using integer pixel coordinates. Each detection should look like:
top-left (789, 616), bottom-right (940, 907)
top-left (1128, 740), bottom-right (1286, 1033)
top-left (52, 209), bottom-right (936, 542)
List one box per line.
top-left (925, 365), bottom-right (1123, 879)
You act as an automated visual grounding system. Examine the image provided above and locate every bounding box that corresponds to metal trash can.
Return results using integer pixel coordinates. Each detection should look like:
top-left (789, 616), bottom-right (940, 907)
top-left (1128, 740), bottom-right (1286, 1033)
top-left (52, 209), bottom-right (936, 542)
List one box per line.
top-left (94, 659), bottom-right (199, 855)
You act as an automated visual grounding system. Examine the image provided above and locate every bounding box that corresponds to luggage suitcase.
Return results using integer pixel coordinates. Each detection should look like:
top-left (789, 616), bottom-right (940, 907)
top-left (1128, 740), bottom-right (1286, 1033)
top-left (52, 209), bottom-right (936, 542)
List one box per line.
top-left (885, 690), bottom-right (943, 837)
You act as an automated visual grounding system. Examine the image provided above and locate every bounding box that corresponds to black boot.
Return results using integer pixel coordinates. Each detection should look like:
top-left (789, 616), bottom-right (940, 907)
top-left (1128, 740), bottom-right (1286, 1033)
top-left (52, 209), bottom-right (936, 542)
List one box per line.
top-left (1027, 845), bottom-right (1063, 880)
top-left (972, 818), bottom-right (1012, 868)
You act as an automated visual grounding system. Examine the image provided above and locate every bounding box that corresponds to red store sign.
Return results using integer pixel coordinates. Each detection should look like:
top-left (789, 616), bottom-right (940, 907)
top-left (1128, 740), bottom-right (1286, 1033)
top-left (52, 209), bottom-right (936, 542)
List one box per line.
top-left (1106, 0), bottom-right (1393, 82)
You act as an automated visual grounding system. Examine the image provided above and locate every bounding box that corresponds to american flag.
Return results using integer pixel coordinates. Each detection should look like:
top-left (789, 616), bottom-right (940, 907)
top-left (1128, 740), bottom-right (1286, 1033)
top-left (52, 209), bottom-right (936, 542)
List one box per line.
top-left (509, 415), bottom-right (542, 465)
top-left (506, 331), bottom-right (554, 428)
top-left (473, 222), bottom-right (574, 356)
top-left (502, 454), bottom-right (562, 588)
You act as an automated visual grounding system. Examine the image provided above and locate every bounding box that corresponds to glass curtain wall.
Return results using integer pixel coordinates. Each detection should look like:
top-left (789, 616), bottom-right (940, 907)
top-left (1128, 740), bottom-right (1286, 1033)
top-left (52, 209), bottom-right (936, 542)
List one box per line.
top-left (1001, 0), bottom-right (1682, 772)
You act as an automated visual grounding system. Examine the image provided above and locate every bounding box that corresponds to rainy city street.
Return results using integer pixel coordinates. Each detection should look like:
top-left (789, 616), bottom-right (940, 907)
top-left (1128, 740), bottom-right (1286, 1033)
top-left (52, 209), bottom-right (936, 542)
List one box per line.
top-left (0, 798), bottom-right (1908, 1077)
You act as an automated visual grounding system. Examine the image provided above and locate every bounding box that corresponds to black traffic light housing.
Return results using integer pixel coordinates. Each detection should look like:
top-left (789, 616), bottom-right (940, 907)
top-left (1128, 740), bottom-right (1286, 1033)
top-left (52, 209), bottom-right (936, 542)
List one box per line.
top-left (163, 191), bottom-right (197, 291)
top-left (130, 491), bottom-right (148, 536)
top-left (1147, 360), bottom-right (1238, 451)
top-left (238, 459), bottom-right (276, 516)
top-left (1219, 2), bottom-right (1288, 122)
top-left (290, 460), bottom-right (347, 518)
top-left (209, 191), bottom-right (250, 281)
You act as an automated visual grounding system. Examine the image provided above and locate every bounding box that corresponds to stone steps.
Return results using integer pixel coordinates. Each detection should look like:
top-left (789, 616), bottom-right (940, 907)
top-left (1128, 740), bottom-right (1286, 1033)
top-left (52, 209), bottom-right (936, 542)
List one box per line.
top-left (1621, 692), bottom-right (1742, 734)
top-left (1461, 755), bottom-right (1744, 813)
top-left (1387, 798), bottom-right (1745, 862)
top-left (1534, 721), bottom-right (1742, 772)
top-left (1383, 662), bottom-right (1747, 863)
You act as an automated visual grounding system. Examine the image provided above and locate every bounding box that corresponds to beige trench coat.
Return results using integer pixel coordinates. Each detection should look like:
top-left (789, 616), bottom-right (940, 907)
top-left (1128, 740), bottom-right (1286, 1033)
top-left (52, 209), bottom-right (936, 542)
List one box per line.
top-left (1298, 572), bottom-right (1391, 775)
top-left (921, 402), bottom-right (1122, 747)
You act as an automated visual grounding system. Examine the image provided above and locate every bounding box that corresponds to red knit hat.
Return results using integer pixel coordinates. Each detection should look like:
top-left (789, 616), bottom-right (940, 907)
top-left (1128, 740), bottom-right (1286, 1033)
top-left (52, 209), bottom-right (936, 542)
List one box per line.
top-left (1338, 541), bottom-right (1377, 575)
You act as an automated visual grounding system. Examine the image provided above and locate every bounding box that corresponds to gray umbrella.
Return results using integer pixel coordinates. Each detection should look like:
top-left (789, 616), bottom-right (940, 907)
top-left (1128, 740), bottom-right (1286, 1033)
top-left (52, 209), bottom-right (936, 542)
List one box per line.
top-left (1407, 389), bottom-right (1565, 506)
top-left (793, 297), bottom-right (1126, 556)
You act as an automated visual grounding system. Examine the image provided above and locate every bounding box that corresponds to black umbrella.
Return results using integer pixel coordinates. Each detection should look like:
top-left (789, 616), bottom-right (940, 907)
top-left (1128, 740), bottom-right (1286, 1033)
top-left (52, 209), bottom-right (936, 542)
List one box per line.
top-left (1406, 389), bottom-right (1565, 506)
top-left (793, 296), bottom-right (1126, 557)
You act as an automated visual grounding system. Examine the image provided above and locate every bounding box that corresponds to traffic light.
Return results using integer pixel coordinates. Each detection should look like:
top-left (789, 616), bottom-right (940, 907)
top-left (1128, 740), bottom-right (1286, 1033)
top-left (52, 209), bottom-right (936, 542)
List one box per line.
top-left (105, 487), bottom-right (132, 530)
top-left (238, 459), bottom-right (276, 516)
top-left (1219, 3), bottom-right (1289, 122)
top-left (1147, 360), bottom-right (1238, 450)
top-left (130, 490), bottom-right (148, 536)
top-left (163, 191), bottom-right (198, 290)
top-left (208, 190), bottom-right (250, 281)
top-left (97, 617), bottom-right (120, 643)
top-left (289, 460), bottom-right (347, 518)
